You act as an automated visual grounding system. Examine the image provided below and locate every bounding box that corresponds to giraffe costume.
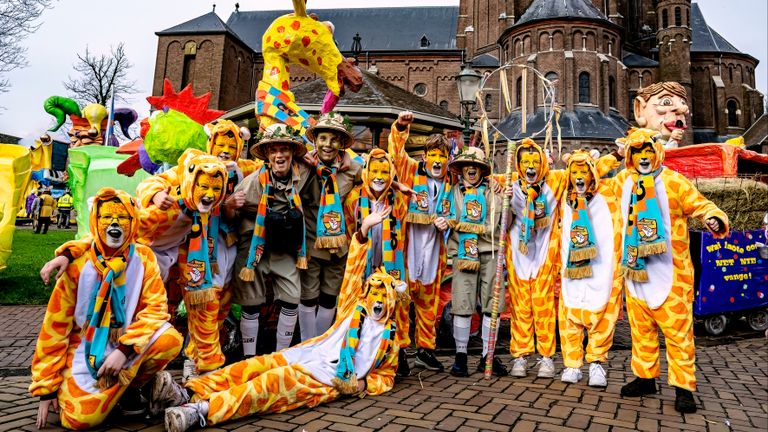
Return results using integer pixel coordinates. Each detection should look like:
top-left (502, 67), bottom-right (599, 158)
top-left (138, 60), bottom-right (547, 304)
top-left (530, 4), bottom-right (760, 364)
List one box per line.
top-left (29, 188), bottom-right (182, 430)
top-left (610, 129), bottom-right (728, 411)
top-left (164, 238), bottom-right (406, 431)
top-left (557, 150), bottom-right (623, 385)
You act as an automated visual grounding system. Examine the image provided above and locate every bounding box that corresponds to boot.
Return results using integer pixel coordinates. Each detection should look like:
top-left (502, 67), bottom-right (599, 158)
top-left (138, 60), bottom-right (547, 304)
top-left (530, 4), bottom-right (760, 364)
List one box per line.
top-left (450, 353), bottom-right (470, 377)
top-left (620, 377), bottom-right (657, 397)
top-left (674, 387), bottom-right (697, 413)
top-left (396, 349), bottom-right (410, 377)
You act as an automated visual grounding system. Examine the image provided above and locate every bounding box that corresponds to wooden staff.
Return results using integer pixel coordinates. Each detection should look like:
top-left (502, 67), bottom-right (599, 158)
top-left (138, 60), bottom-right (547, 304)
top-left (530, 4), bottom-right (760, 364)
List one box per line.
top-left (484, 139), bottom-right (516, 379)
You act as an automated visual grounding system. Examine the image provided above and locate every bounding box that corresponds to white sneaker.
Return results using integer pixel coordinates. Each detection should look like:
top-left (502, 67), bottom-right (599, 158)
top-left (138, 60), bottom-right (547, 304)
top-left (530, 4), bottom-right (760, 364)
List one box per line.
top-left (536, 357), bottom-right (555, 378)
top-left (511, 356), bottom-right (528, 377)
top-left (165, 403), bottom-right (208, 432)
top-left (560, 367), bottom-right (583, 383)
top-left (150, 371), bottom-right (190, 417)
top-left (182, 359), bottom-right (198, 384)
top-left (588, 362), bottom-right (607, 387)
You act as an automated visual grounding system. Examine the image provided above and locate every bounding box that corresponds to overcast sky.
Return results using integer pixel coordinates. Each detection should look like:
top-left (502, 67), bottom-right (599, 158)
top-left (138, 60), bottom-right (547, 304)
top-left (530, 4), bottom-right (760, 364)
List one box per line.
top-left (0, 0), bottom-right (764, 140)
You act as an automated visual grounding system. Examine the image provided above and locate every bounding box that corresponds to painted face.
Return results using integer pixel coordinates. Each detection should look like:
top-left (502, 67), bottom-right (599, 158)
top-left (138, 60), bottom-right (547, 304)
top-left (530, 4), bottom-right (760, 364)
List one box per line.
top-left (193, 172), bottom-right (225, 213)
top-left (367, 158), bottom-right (391, 195)
top-left (267, 143), bottom-right (293, 177)
top-left (519, 151), bottom-right (542, 183)
top-left (637, 92), bottom-right (689, 139)
top-left (211, 130), bottom-right (239, 162)
top-left (97, 200), bottom-right (132, 250)
top-left (365, 280), bottom-right (389, 322)
top-left (68, 123), bottom-right (102, 147)
top-left (425, 148), bottom-right (448, 179)
top-left (630, 143), bottom-right (657, 175)
top-left (315, 131), bottom-right (342, 164)
top-left (461, 164), bottom-right (482, 186)
top-left (569, 161), bottom-right (593, 195)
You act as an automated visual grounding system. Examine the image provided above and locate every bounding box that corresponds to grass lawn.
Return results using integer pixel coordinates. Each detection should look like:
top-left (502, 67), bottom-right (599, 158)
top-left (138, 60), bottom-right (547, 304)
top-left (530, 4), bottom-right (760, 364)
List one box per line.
top-left (0, 228), bottom-right (76, 305)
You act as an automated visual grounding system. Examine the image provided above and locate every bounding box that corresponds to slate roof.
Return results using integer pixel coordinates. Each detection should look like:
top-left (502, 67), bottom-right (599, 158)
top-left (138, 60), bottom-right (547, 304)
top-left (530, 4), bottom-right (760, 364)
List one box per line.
top-left (514, 0), bottom-right (610, 27)
top-left (690, 3), bottom-right (745, 55)
top-left (472, 53), bottom-right (500, 68)
top-left (496, 107), bottom-right (630, 141)
top-left (622, 51), bottom-right (659, 68)
top-left (156, 11), bottom-right (238, 36)
top-left (225, 7), bottom-right (459, 53)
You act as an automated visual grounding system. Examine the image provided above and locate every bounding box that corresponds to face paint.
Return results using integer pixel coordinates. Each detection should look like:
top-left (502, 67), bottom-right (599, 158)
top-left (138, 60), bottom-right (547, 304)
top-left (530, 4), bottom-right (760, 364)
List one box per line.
top-left (315, 131), bottom-right (342, 164)
top-left (461, 164), bottom-right (482, 187)
top-left (211, 130), bottom-right (239, 162)
top-left (425, 148), bottom-right (448, 179)
top-left (365, 280), bottom-right (389, 322)
top-left (97, 200), bottom-right (132, 250)
top-left (367, 158), bottom-right (391, 196)
top-left (267, 143), bottom-right (293, 177)
top-left (630, 143), bottom-right (657, 175)
top-left (569, 161), bottom-right (593, 195)
top-left (638, 92), bottom-right (689, 139)
top-left (193, 172), bottom-right (225, 213)
top-left (519, 151), bottom-right (542, 183)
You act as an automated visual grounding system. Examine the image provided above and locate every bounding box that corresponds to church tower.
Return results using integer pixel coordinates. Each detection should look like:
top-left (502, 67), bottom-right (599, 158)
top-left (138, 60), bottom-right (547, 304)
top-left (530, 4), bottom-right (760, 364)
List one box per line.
top-left (655, 0), bottom-right (692, 92)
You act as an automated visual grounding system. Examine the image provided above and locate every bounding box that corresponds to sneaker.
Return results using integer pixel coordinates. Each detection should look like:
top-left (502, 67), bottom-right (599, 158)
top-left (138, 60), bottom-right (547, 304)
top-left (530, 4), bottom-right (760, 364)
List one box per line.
top-left (450, 352), bottom-right (470, 377)
top-left (620, 377), bottom-right (657, 397)
top-left (477, 355), bottom-right (509, 377)
top-left (182, 358), bottom-right (198, 384)
top-left (674, 387), bottom-right (697, 413)
top-left (396, 349), bottom-right (410, 377)
top-left (118, 386), bottom-right (147, 417)
top-left (150, 371), bottom-right (190, 417)
top-left (511, 356), bottom-right (528, 377)
top-left (415, 348), bottom-right (445, 372)
top-left (588, 362), bottom-right (607, 387)
top-left (560, 367), bottom-right (582, 384)
top-left (536, 357), bottom-right (555, 378)
top-left (165, 403), bottom-right (208, 432)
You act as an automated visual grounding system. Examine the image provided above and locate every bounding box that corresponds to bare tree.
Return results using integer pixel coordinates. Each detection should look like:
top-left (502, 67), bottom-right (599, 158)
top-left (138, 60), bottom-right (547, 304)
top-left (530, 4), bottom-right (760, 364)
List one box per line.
top-left (63, 43), bottom-right (139, 105)
top-left (0, 0), bottom-right (53, 92)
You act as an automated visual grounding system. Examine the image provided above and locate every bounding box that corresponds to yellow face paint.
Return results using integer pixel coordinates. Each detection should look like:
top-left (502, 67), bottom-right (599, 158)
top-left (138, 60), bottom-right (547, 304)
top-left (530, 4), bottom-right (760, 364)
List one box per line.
top-left (315, 131), bottom-right (342, 164)
top-left (193, 172), bottom-right (225, 213)
top-left (97, 200), bottom-right (132, 249)
top-left (630, 144), bottom-right (657, 175)
top-left (519, 151), bottom-right (542, 183)
top-left (365, 280), bottom-right (389, 322)
top-left (367, 158), bottom-right (391, 195)
top-left (425, 148), bottom-right (448, 178)
top-left (211, 130), bottom-right (239, 161)
top-left (568, 161), bottom-right (593, 195)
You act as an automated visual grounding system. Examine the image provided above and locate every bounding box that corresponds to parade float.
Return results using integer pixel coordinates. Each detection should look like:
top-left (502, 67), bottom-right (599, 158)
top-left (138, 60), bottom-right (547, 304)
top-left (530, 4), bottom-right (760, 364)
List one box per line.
top-left (0, 144), bottom-right (32, 272)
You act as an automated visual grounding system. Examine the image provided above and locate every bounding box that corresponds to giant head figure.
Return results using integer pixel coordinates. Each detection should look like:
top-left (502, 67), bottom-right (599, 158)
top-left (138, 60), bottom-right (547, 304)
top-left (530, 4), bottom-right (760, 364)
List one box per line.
top-left (633, 82), bottom-right (689, 146)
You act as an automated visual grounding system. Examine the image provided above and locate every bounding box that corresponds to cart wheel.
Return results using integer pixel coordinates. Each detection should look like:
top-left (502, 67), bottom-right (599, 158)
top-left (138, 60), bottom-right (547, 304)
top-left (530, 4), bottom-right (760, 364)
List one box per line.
top-left (703, 315), bottom-right (727, 336)
top-left (747, 310), bottom-right (768, 332)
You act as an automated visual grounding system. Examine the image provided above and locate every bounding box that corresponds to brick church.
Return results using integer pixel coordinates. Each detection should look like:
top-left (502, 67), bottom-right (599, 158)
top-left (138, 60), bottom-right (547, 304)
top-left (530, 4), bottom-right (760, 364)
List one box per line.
top-left (152, 0), bottom-right (764, 153)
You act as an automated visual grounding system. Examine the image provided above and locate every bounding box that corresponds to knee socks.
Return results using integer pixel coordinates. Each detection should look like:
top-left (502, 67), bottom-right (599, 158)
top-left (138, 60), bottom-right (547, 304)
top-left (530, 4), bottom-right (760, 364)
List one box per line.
top-left (240, 310), bottom-right (260, 357)
top-left (453, 315), bottom-right (471, 354)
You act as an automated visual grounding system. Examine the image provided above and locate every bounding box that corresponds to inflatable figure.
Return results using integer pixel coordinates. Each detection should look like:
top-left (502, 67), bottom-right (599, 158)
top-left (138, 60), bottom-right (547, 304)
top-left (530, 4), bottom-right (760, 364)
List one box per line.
top-left (0, 144), bottom-right (32, 272)
top-left (632, 82), bottom-right (689, 148)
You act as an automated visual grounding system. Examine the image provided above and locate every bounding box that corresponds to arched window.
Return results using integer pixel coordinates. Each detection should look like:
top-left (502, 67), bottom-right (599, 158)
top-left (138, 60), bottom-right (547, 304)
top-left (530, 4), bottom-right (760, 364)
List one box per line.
top-left (484, 94), bottom-right (493, 110)
top-left (516, 76), bottom-right (523, 108)
top-left (662, 9), bottom-right (669, 28)
top-left (686, 9), bottom-right (689, 27)
top-left (609, 76), bottom-right (616, 108)
top-left (727, 99), bottom-right (739, 127)
top-left (674, 7), bottom-right (681, 26)
top-left (182, 41), bottom-right (197, 89)
top-left (545, 72), bottom-right (558, 100)
top-left (439, 100), bottom-right (449, 111)
top-left (729, 66), bottom-right (733, 82)
top-left (578, 72), bottom-right (590, 103)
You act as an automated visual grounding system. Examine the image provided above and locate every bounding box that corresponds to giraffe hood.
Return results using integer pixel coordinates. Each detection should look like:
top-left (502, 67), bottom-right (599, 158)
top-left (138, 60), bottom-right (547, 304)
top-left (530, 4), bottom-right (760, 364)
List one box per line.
top-left (205, 120), bottom-right (245, 161)
top-left (359, 269), bottom-right (404, 323)
top-left (178, 149), bottom-right (229, 212)
top-left (89, 187), bottom-right (140, 257)
top-left (515, 138), bottom-right (549, 183)
top-left (618, 128), bottom-right (665, 173)
top-left (564, 150), bottom-right (600, 196)
top-left (362, 148), bottom-right (395, 197)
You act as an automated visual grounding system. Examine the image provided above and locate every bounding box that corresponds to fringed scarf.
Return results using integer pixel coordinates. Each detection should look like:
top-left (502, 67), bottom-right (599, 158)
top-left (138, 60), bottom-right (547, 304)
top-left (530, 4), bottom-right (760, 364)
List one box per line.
top-left (356, 188), bottom-right (405, 281)
top-left (453, 183), bottom-right (487, 272)
top-left (178, 199), bottom-right (220, 306)
top-left (332, 304), bottom-right (396, 394)
top-left (622, 168), bottom-right (666, 282)
top-left (565, 195), bottom-right (597, 279)
top-left (518, 180), bottom-right (550, 255)
top-left (406, 162), bottom-right (452, 224)
top-left (315, 163), bottom-right (346, 252)
top-left (240, 164), bottom-right (307, 282)
top-left (84, 244), bottom-right (133, 388)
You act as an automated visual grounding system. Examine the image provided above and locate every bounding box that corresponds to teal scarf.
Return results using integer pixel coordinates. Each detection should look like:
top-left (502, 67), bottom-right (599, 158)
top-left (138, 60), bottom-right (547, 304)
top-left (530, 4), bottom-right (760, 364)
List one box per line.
top-left (356, 188), bottom-right (405, 281)
top-left (179, 199), bottom-right (221, 306)
top-left (565, 195), bottom-right (597, 279)
top-left (315, 163), bottom-right (346, 251)
top-left (622, 168), bottom-right (666, 282)
top-left (454, 183), bottom-right (487, 272)
top-left (406, 162), bottom-right (452, 224)
top-left (518, 180), bottom-right (550, 255)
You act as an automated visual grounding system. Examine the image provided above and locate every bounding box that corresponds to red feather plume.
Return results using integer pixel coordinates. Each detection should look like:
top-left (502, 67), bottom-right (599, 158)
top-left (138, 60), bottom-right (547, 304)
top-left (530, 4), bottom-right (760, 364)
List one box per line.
top-left (146, 79), bottom-right (224, 125)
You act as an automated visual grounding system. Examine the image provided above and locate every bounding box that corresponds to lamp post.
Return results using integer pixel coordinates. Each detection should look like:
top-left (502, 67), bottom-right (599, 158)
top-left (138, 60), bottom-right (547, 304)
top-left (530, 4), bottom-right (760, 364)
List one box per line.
top-left (456, 63), bottom-right (482, 145)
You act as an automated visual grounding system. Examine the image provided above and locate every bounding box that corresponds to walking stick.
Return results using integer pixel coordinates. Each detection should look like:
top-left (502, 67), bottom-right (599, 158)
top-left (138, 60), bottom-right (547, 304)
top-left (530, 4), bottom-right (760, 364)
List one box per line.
top-left (484, 140), bottom-right (516, 379)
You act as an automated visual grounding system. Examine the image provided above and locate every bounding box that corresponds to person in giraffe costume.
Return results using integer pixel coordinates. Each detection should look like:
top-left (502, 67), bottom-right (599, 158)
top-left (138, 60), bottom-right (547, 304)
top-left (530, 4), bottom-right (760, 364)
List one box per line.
top-left (30, 188), bottom-right (183, 430)
top-left (557, 150), bottom-right (624, 387)
top-left (161, 212), bottom-right (407, 432)
top-left (386, 110), bottom-right (452, 375)
top-left (611, 128), bottom-right (728, 413)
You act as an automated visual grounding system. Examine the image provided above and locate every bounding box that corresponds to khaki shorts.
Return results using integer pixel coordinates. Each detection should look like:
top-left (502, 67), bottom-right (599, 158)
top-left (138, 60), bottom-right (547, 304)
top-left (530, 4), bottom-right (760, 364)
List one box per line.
top-left (300, 253), bottom-right (347, 301)
top-left (451, 251), bottom-right (505, 316)
top-left (233, 233), bottom-right (301, 306)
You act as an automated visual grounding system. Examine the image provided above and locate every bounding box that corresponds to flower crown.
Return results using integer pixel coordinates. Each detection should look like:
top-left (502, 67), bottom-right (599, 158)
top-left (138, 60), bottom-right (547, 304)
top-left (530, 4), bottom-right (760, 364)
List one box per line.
top-left (254, 124), bottom-right (303, 143)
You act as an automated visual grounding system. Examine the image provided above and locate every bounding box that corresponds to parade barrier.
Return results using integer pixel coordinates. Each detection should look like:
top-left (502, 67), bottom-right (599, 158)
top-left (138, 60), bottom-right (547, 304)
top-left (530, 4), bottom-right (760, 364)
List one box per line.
top-left (0, 144), bottom-right (32, 272)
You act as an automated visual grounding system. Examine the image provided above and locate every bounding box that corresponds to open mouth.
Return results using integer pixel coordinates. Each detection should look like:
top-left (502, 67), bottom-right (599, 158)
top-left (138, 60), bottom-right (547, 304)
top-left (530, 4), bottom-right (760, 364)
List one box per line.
top-left (430, 163), bottom-right (444, 177)
top-left (575, 178), bottom-right (586, 193)
top-left (663, 120), bottom-right (687, 131)
top-left (372, 302), bottom-right (384, 318)
top-left (371, 179), bottom-right (386, 192)
top-left (198, 196), bottom-right (215, 212)
top-left (465, 167), bottom-right (479, 182)
top-left (217, 152), bottom-right (231, 161)
top-left (107, 227), bottom-right (123, 239)
top-left (638, 160), bottom-right (652, 172)
top-left (525, 168), bottom-right (537, 182)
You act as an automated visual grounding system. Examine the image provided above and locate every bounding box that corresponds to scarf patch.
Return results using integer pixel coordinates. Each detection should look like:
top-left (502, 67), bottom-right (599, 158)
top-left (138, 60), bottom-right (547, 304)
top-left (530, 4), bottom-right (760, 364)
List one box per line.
top-left (454, 184), bottom-right (487, 272)
top-left (622, 169), bottom-right (667, 282)
top-left (565, 195), bottom-right (597, 279)
top-left (356, 189), bottom-right (405, 281)
top-left (315, 163), bottom-right (347, 252)
top-left (178, 200), bottom-right (220, 306)
top-left (406, 162), bottom-right (451, 224)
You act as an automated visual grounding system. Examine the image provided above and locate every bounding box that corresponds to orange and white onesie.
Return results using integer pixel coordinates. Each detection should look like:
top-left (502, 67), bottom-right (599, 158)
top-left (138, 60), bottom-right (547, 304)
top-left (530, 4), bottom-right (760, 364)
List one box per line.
top-left (558, 152), bottom-right (623, 371)
top-left (610, 133), bottom-right (728, 392)
top-left (29, 189), bottom-right (182, 430)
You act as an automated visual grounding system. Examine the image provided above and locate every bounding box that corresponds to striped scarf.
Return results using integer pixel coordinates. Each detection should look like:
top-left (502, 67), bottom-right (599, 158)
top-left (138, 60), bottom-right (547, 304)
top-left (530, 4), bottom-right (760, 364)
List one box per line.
top-left (565, 195), bottom-right (597, 279)
top-left (240, 164), bottom-right (307, 282)
top-left (406, 162), bottom-right (451, 224)
top-left (178, 199), bottom-right (220, 306)
top-left (356, 188), bottom-right (405, 281)
top-left (332, 304), bottom-right (396, 394)
top-left (315, 163), bottom-right (346, 252)
top-left (518, 180), bottom-right (550, 255)
top-left (454, 183), bottom-right (487, 272)
top-left (84, 244), bottom-right (133, 388)
top-left (622, 168), bottom-right (666, 282)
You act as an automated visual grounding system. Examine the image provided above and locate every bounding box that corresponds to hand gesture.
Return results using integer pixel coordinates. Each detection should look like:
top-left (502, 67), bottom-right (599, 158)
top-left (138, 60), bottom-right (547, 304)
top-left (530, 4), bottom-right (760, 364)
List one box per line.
top-left (490, 177), bottom-right (503, 194)
top-left (504, 183), bottom-right (514, 198)
top-left (152, 188), bottom-right (174, 210)
top-left (670, 129), bottom-right (684, 143)
top-left (36, 398), bottom-right (59, 429)
top-left (97, 349), bottom-right (128, 379)
top-left (396, 111), bottom-right (414, 128)
top-left (302, 150), bottom-right (319, 168)
top-left (706, 217), bottom-right (721, 233)
top-left (434, 216), bottom-right (449, 232)
top-left (392, 181), bottom-right (416, 196)
top-left (40, 255), bottom-right (70, 285)
top-left (225, 190), bottom-right (246, 210)
top-left (361, 206), bottom-right (392, 236)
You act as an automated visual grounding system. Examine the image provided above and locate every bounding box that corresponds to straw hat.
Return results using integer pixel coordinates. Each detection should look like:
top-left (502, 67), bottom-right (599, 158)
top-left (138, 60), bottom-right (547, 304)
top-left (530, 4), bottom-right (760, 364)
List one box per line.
top-left (305, 112), bottom-right (354, 149)
top-left (250, 123), bottom-right (307, 160)
top-left (448, 146), bottom-right (491, 177)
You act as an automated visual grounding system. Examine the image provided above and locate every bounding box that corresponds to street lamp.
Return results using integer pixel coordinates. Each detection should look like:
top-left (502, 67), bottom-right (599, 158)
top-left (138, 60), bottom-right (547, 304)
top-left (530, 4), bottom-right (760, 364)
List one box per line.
top-left (456, 63), bottom-right (482, 145)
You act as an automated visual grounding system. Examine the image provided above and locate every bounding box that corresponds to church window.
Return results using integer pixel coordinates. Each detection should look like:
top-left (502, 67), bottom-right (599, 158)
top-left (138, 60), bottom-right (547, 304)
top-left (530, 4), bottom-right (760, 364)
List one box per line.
top-left (516, 76), bottom-right (523, 108)
top-left (181, 41), bottom-right (197, 89)
top-left (662, 9), bottom-right (668, 28)
top-left (727, 99), bottom-right (739, 127)
top-left (578, 72), bottom-right (590, 103)
top-left (609, 76), bottom-right (616, 108)
top-left (485, 94), bottom-right (493, 110)
top-left (413, 83), bottom-right (428, 97)
top-left (674, 7), bottom-right (681, 26)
